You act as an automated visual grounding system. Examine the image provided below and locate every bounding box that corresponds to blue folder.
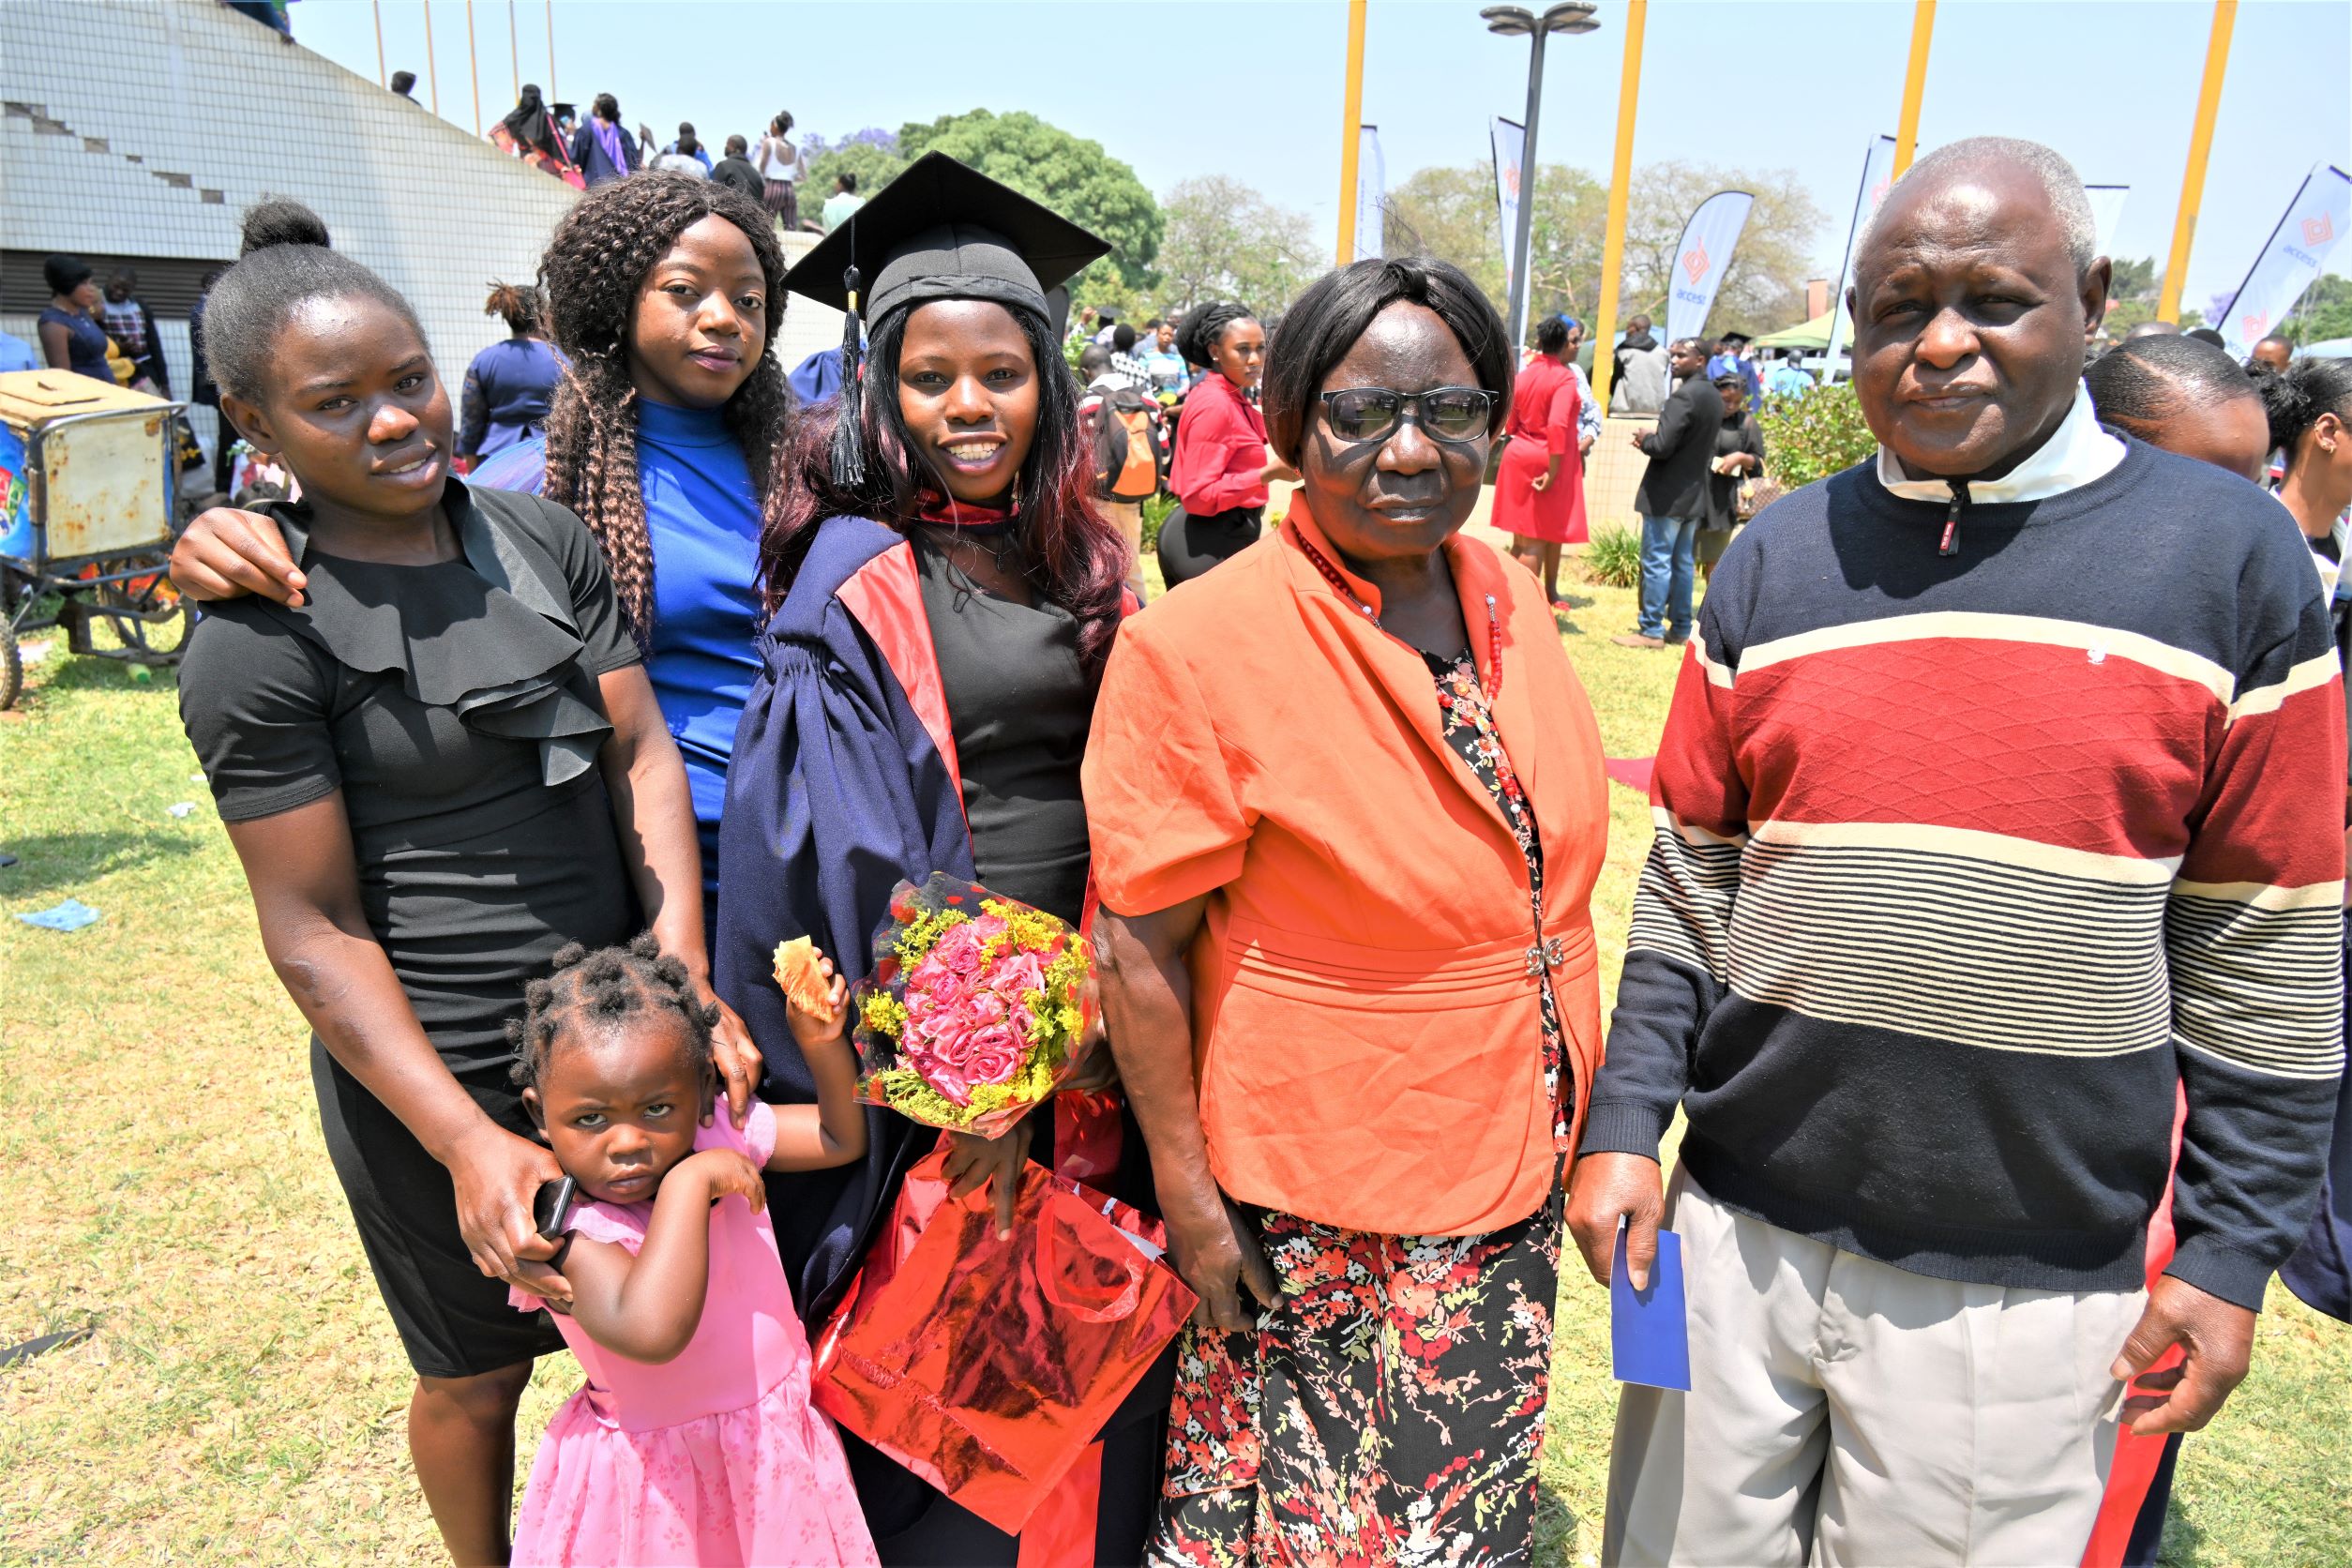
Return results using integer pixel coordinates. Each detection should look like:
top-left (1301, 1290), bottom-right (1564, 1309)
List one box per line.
top-left (1611, 1223), bottom-right (1693, 1392)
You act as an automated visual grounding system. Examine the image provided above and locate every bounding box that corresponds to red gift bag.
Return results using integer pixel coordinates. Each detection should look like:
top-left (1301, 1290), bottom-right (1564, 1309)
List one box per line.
top-left (811, 1148), bottom-right (1197, 1538)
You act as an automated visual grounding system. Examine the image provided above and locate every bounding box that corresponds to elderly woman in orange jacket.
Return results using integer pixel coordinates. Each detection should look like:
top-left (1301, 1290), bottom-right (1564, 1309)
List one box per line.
top-left (1084, 256), bottom-right (1608, 1564)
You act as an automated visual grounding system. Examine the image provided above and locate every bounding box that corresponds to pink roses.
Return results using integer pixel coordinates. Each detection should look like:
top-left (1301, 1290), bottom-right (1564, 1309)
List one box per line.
top-left (902, 916), bottom-right (1042, 1107)
top-left (852, 874), bottom-right (1099, 1136)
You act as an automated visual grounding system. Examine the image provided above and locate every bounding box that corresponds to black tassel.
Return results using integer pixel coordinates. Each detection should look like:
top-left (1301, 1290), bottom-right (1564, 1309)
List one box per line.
top-left (828, 264), bottom-right (866, 490)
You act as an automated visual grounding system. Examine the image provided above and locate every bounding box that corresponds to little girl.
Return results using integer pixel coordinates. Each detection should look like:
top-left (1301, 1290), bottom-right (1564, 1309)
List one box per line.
top-left (506, 933), bottom-right (877, 1568)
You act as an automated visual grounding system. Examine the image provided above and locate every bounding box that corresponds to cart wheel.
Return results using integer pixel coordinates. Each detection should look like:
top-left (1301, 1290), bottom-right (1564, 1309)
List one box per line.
top-left (90, 557), bottom-right (187, 664)
top-left (0, 616), bottom-right (20, 711)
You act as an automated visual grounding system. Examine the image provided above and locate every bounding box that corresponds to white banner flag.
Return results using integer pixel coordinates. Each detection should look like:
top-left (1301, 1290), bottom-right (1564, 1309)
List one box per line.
top-left (1665, 190), bottom-right (1756, 347)
top-left (1492, 116), bottom-right (1525, 296)
top-left (2219, 163), bottom-right (2351, 356)
top-left (1356, 125), bottom-right (1385, 262)
top-left (2085, 185), bottom-right (2129, 263)
top-left (1826, 134), bottom-right (1899, 382)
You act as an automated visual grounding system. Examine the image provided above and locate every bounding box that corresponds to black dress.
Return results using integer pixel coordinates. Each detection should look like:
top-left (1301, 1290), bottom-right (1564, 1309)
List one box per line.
top-left (178, 480), bottom-right (642, 1380)
top-left (856, 535), bottom-right (1170, 1565)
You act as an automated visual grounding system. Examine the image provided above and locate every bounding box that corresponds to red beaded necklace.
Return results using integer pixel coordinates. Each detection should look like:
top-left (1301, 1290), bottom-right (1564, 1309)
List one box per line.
top-left (1293, 529), bottom-right (1502, 704)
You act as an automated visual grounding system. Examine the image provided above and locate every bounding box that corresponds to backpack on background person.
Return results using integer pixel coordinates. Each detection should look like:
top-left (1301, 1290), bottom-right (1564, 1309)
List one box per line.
top-left (1093, 386), bottom-right (1166, 504)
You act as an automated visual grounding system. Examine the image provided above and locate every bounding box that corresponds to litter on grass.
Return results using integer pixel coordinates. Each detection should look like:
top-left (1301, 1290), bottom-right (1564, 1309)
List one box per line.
top-left (17, 899), bottom-right (100, 932)
top-left (18, 641), bottom-right (51, 665)
top-left (167, 803), bottom-right (196, 818)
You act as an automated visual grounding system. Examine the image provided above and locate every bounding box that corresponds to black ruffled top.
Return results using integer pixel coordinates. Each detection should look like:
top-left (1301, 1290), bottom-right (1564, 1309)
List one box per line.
top-left (177, 480), bottom-right (647, 1073)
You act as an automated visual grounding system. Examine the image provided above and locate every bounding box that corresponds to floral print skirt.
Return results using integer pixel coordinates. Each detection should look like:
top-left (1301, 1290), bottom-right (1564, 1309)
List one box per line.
top-left (1147, 1191), bottom-right (1564, 1567)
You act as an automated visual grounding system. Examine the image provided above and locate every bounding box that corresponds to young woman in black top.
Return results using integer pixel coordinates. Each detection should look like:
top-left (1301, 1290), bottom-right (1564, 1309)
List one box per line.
top-left (175, 203), bottom-right (742, 1565)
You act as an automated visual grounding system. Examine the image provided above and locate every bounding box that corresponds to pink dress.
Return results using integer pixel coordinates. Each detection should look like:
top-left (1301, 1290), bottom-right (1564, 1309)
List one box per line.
top-left (509, 1102), bottom-right (878, 1568)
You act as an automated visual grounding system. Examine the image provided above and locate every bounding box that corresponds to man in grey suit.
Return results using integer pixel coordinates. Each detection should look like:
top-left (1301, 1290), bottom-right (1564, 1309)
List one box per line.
top-left (1615, 337), bottom-right (1724, 648)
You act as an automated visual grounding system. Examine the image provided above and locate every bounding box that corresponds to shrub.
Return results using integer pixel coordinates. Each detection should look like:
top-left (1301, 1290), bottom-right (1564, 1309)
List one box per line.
top-left (1582, 523), bottom-right (1642, 589)
top-left (1139, 492), bottom-right (1176, 554)
top-left (1756, 381), bottom-right (1878, 490)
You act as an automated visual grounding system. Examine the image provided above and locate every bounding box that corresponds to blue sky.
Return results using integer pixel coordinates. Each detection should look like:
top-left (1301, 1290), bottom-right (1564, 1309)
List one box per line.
top-left (294, 0), bottom-right (2349, 311)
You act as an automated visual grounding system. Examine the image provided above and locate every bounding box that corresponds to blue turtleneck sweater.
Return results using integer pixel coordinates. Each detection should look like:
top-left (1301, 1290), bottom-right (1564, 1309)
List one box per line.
top-left (473, 397), bottom-right (762, 894)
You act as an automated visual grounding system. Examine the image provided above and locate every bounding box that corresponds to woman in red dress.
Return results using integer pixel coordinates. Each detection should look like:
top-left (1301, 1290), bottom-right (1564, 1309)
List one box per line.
top-left (1492, 314), bottom-right (1588, 603)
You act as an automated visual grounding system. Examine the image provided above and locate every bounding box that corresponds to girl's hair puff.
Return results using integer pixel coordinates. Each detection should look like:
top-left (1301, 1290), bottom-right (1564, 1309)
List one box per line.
top-left (537, 173), bottom-right (793, 647)
top-left (507, 932), bottom-right (718, 1093)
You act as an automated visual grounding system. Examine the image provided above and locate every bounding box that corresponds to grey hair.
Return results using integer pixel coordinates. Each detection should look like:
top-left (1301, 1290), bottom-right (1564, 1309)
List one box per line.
top-left (1861, 136), bottom-right (2099, 279)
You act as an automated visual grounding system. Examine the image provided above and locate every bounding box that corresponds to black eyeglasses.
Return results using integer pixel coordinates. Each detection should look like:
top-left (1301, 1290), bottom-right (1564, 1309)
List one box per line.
top-left (1316, 385), bottom-right (1498, 445)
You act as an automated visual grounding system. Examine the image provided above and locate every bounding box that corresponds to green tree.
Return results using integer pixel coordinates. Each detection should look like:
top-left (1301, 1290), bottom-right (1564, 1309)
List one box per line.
top-left (1384, 161), bottom-right (1606, 328)
top-left (2286, 273), bottom-right (2352, 345)
top-left (897, 110), bottom-right (1163, 302)
top-left (1619, 161), bottom-right (1824, 336)
top-left (1383, 158), bottom-right (1822, 343)
top-left (1153, 175), bottom-right (1319, 317)
top-left (801, 128), bottom-right (908, 206)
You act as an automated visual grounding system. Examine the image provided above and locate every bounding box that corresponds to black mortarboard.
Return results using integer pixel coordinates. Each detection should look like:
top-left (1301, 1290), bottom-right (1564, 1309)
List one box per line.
top-left (783, 151), bottom-right (1110, 324)
top-left (783, 152), bottom-right (1111, 488)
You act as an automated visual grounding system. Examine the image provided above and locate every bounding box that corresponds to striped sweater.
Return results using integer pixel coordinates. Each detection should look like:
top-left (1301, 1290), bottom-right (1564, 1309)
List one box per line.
top-left (1585, 437), bottom-right (2347, 1310)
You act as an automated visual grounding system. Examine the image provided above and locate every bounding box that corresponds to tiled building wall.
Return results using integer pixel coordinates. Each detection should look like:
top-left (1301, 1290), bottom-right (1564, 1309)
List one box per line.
top-left (3, 1), bottom-right (847, 449)
top-left (4, 1), bottom-right (581, 392)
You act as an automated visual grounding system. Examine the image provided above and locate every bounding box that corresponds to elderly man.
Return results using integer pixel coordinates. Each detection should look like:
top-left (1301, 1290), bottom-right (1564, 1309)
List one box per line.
top-left (1614, 336), bottom-right (1721, 649)
top-left (1570, 136), bottom-right (2345, 1565)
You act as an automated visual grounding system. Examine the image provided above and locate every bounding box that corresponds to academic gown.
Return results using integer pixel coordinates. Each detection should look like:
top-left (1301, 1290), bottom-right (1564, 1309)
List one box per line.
top-left (714, 512), bottom-right (1169, 1563)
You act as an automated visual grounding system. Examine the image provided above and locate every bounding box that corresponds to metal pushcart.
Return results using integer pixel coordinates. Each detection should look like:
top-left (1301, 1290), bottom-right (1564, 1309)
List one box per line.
top-left (0, 370), bottom-right (190, 708)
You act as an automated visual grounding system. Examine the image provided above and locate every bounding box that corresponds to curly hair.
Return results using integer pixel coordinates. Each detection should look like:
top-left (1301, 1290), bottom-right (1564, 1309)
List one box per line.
top-left (537, 173), bottom-right (793, 645)
top-left (2259, 355), bottom-right (2352, 475)
top-left (507, 932), bottom-right (718, 1094)
top-left (761, 300), bottom-right (1131, 677)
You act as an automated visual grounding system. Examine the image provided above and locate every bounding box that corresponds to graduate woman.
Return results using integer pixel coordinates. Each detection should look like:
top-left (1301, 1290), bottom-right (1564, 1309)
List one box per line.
top-left (715, 154), bottom-right (1164, 1564)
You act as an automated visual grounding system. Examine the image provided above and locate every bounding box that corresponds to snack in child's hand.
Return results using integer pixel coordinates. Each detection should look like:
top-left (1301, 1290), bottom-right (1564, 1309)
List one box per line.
top-left (774, 937), bottom-right (834, 1017)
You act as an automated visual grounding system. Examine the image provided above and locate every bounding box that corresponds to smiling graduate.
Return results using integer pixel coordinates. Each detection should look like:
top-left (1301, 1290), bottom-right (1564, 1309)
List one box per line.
top-left (710, 154), bottom-right (1161, 1564)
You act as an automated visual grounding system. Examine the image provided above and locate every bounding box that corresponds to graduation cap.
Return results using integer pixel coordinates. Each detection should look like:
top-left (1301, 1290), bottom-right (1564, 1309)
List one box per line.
top-left (783, 152), bottom-right (1110, 488)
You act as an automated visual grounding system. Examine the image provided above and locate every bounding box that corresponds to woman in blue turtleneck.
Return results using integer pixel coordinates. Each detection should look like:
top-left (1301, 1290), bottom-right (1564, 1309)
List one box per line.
top-left (168, 175), bottom-right (792, 1123)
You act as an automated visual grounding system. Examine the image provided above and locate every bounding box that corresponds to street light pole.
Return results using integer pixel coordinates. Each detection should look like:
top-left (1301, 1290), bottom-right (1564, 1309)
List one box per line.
top-left (1485, 4), bottom-right (1600, 352)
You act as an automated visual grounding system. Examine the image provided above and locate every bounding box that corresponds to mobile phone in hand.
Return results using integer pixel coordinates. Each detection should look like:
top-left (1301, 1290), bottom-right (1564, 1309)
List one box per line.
top-left (535, 1175), bottom-right (578, 1241)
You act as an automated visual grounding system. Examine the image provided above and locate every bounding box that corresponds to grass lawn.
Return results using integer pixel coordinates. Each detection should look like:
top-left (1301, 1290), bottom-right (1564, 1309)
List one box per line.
top-left (3, 571), bottom-right (2347, 1564)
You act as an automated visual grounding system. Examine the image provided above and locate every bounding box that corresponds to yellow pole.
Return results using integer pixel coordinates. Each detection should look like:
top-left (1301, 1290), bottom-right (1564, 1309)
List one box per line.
top-left (546, 0), bottom-right (556, 105)
top-left (1334, 0), bottom-right (1367, 266)
top-left (371, 0), bottom-right (386, 85)
top-left (1590, 0), bottom-right (1648, 415)
top-left (1892, 1), bottom-right (1936, 177)
top-left (2161, 0), bottom-right (2236, 322)
top-left (423, 0), bottom-right (440, 115)
top-left (508, 1), bottom-right (520, 103)
top-left (466, 0), bottom-right (482, 135)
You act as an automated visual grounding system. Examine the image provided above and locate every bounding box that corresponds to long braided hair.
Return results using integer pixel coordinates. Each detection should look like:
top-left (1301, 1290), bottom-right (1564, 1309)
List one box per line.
top-left (538, 173), bottom-right (792, 644)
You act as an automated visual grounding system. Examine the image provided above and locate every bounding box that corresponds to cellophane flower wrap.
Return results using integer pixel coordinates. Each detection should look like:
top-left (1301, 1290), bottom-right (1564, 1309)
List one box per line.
top-left (849, 873), bottom-right (1096, 1138)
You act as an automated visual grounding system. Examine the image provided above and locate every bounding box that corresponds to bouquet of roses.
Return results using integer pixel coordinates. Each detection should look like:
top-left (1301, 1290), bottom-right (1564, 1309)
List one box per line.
top-left (827, 872), bottom-right (1097, 1138)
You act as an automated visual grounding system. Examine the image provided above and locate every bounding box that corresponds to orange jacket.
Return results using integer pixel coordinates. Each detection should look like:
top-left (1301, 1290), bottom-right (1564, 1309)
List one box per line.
top-left (1083, 499), bottom-right (1609, 1236)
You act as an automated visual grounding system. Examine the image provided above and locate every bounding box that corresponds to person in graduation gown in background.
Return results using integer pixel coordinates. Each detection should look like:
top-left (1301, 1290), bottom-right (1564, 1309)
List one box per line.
top-left (715, 153), bottom-right (1163, 1566)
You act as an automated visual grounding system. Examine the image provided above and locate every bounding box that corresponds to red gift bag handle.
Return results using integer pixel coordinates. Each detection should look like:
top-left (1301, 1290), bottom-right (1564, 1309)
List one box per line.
top-left (1034, 1201), bottom-right (1143, 1323)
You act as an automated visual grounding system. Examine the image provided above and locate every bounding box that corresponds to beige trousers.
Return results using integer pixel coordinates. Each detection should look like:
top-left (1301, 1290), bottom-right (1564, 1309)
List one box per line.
top-left (1606, 1167), bottom-right (2144, 1567)
top-left (1101, 498), bottom-right (1147, 599)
